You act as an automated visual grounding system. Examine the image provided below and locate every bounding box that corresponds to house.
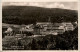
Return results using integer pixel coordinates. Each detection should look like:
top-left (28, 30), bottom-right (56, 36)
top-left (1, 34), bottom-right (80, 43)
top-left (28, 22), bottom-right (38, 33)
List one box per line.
top-left (7, 27), bottom-right (13, 32)
top-left (45, 23), bottom-right (65, 34)
top-left (15, 34), bottom-right (23, 39)
top-left (4, 27), bottom-right (13, 36)
top-left (36, 22), bottom-right (50, 25)
top-left (25, 24), bottom-right (34, 31)
top-left (20, 25), bottom-right (34, 32)
top-left (36, 22), bottom-right (53, 31)
top-left (62, 22), bottom-right (74, 31)
top-left (18, 25), bottom-right (34, 36)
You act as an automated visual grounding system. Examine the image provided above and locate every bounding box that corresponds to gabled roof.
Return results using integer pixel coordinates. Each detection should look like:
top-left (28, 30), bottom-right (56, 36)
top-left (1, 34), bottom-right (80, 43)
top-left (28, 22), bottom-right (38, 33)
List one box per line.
top-left (37, 22), bottom-right (51, 24)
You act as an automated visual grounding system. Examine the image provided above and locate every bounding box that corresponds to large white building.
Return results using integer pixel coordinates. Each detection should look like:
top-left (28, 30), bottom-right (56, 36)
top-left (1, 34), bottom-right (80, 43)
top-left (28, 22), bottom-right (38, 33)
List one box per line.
top-left (35, 22), bottom-right (74, 35)
top-left (35, 22), bottom-right (66, 35)
top-left (62, 22), bottom-right (74, 31)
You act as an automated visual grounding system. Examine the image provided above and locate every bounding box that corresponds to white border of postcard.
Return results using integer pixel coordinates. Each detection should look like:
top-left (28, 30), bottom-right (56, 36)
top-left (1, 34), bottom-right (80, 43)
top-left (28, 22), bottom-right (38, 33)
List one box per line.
top-left (0, 0), bottom-right (79, 52)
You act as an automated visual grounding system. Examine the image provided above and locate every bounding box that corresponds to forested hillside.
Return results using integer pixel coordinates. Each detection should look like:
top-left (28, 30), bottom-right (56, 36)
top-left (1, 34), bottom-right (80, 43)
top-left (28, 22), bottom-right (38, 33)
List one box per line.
top-left (2, 6), bottom-right (78, 25)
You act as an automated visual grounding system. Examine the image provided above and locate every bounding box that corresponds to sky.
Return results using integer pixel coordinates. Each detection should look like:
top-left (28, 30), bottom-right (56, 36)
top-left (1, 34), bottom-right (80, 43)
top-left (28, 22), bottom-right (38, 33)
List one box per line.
top-left (2, 2), bottom-right (78, 10)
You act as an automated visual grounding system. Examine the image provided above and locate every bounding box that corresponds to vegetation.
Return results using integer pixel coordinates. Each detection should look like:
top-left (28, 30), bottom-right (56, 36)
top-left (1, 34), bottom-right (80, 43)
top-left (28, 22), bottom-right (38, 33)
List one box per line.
top-left (3, 6), bottom-right (78, 25)
top-left (3, 27), bottom-right (78, 50)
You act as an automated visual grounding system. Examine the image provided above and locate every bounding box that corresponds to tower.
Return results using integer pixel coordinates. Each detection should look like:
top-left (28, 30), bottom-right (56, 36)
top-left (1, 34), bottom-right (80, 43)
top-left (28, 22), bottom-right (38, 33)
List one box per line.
top-left (48, 17), bottom-right (51, 23)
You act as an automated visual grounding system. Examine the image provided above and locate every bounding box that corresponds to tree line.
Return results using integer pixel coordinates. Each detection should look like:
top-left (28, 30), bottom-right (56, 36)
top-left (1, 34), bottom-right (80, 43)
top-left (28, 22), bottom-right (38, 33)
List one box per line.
top-left (2, 6), bottom-right (78, 25)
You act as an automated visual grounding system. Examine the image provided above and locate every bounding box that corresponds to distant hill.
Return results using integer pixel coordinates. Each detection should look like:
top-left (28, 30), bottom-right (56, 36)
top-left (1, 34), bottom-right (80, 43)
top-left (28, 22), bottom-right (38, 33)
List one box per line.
top-left (2, 6), bottom-right (78, 25)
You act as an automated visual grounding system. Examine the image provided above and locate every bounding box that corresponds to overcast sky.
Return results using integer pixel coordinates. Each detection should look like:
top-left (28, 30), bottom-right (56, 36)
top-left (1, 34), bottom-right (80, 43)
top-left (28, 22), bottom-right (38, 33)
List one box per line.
top-left (2, 2), bottom-right (78, 10)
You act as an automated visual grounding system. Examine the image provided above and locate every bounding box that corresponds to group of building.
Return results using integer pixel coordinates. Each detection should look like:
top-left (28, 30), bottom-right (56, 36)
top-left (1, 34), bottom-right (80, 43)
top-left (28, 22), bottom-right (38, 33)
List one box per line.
top-left (34, 22), bottom-right (74, 35)
top-left (2, 22), bottom-right (75, 36)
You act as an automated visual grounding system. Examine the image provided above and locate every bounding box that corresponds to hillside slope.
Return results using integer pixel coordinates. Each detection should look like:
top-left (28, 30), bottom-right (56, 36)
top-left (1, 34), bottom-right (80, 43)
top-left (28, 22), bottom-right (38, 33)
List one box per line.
top-left (2, 6), bottom-right (78, 25)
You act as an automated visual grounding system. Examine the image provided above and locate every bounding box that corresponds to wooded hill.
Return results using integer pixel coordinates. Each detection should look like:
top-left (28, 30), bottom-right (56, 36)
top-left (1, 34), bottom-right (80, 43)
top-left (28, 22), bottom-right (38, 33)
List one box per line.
top-left (2, 6), bottom-right (78, 25)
